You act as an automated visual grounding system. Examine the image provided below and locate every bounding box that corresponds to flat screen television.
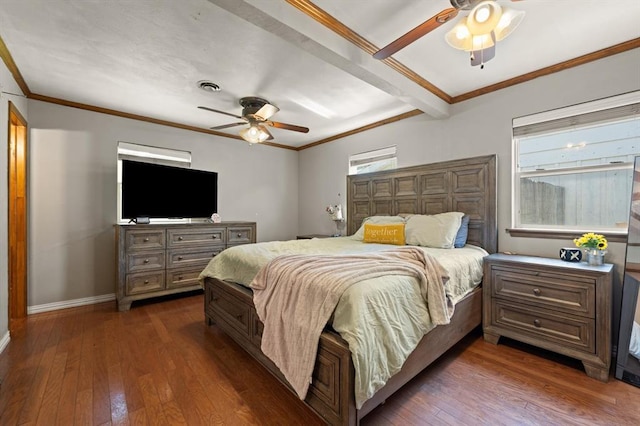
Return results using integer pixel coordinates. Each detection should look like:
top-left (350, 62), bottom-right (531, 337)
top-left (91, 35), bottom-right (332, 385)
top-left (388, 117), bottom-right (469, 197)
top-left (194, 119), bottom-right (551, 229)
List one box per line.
top-left (121, 159), bottom-right (218, 220)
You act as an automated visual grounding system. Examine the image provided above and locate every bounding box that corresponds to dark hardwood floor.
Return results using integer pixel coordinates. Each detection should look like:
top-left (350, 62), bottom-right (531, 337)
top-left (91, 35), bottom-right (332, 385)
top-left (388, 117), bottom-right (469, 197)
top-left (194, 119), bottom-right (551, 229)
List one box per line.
top-left (1, 292), bottom-right (639, 425)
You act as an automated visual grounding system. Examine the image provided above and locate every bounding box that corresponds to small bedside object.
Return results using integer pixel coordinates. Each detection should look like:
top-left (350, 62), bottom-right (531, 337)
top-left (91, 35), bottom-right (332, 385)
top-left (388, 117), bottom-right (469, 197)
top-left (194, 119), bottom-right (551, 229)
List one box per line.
top-left (297, 234), bottom-right (332, 240)
top-left (559, 247), bottom-right (582, 262)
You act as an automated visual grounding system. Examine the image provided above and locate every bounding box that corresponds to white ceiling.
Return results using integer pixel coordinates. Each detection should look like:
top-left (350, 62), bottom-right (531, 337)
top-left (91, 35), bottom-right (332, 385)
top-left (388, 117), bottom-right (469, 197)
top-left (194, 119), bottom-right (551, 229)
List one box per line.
top-left (1, 0), bottom-right (639, 148)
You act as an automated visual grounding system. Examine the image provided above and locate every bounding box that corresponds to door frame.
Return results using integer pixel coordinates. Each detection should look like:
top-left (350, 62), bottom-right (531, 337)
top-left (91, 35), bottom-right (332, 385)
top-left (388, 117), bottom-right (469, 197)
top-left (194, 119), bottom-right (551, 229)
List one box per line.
top-left (8, 101), bottom-right (28, 330)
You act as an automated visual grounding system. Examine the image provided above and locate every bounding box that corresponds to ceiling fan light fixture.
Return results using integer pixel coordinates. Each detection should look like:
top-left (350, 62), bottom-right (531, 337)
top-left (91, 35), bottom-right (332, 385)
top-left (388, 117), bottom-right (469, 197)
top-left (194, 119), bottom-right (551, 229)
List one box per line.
top-left (494, 7), bottom-right (525, 41)
top-left (239, 124), bottom-right (270, 144)
top-left (466, 1), bottom-right (502, 35)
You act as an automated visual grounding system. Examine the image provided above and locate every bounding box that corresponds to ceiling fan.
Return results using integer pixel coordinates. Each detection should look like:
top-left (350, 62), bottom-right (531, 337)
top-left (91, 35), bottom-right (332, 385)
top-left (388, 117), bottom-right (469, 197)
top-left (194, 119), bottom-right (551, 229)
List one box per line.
top-left (198, 97), bottom-right (309, 144)
top-left (373, 0), bottom-right (525, 67)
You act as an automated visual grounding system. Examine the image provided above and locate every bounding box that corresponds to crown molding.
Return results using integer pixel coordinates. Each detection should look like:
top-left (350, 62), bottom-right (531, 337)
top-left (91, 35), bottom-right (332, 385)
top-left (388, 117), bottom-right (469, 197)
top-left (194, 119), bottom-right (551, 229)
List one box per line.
top-left (0, 34), bottom-right (31, 96)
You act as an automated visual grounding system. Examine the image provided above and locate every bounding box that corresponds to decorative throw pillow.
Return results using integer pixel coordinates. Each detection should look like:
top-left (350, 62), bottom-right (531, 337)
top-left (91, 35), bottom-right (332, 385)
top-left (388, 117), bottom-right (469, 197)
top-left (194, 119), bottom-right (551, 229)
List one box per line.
top-left (363, 223), bottom-right (406, 245)
top-left (454, 215), bottom-right (470, 248)
top-left (405, 212), bottom-right (464, 249)
top-left (351, 216), bottom-right (405, 240)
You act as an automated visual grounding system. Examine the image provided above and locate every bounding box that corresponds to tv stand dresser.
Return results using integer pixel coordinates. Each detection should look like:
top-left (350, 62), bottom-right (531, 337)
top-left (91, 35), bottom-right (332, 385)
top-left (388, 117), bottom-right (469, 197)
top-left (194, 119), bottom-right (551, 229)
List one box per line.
top-left (115, 222), bottom-right (256, 311)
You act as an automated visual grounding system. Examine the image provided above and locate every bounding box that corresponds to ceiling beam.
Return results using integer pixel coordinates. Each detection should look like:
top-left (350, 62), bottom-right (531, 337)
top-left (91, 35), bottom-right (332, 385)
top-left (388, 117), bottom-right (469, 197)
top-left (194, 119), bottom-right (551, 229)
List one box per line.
top-left (209, 0), bottom-right (451, 118)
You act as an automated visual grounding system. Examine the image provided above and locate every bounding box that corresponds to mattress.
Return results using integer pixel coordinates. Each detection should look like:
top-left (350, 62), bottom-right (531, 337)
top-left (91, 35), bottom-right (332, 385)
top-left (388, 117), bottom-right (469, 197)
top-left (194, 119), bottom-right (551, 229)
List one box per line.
top-left (199, 237), bottom-right (488, 407)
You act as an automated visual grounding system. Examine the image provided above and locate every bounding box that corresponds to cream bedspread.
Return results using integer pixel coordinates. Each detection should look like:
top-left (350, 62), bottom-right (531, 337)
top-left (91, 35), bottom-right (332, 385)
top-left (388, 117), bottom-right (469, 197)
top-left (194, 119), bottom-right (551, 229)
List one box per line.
top-left (252, 247), bottom-right (452, 402)
top-left (199, 237), bottom-right (487, 408)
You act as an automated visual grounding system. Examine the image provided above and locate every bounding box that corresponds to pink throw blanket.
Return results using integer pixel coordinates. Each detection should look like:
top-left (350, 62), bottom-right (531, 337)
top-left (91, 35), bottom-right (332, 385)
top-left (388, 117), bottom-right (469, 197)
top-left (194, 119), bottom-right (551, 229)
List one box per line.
top-left (250, 246), bottom-right (452, 400)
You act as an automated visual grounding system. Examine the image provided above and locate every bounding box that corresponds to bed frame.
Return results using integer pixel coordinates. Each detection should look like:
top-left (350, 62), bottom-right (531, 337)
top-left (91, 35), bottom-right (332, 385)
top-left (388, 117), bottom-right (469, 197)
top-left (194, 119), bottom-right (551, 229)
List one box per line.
top-left (204, 155), bottom-right (497, 425)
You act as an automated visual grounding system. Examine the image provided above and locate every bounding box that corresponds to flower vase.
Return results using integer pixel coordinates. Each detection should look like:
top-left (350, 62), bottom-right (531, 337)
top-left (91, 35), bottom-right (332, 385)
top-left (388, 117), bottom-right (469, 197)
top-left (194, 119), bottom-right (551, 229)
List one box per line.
top-left (585, 249), bottom-right (605, 266)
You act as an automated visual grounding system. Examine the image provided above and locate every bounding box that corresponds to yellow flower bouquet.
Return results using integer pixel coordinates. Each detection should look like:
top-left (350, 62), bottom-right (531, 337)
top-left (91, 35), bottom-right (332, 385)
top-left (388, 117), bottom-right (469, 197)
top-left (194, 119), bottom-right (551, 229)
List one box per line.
top-left (573, 232), bottom-right (608, 251)
top-left (574, 232), bottom-right (608, 265)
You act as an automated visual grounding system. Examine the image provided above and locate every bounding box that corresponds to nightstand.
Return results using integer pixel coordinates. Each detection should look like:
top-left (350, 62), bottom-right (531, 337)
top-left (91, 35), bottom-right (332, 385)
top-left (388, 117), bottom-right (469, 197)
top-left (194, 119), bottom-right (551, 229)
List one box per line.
top-left (483, 253), bottom-right (613, 381)
top-left (296, 234), bottom-right (333, 239)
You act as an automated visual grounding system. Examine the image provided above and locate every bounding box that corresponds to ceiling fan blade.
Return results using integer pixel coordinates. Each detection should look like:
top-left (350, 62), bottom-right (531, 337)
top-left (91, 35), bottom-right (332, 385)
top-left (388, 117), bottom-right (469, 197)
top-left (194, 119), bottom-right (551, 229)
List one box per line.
top-left (210, 122), bottom-right (247, 130)
top-left (197, 105), bottom-right (244, 120)
top-left (255, 103), bottom-right (279, 121)
top-left (265, 121), bottom-right (309, 133)
top-left (373, 7), bottom-right (459, 60)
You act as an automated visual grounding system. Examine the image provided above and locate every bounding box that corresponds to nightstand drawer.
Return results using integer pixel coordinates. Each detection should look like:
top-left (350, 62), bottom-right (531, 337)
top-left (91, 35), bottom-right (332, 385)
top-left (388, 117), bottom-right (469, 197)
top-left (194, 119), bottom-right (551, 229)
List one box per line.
top-left (491, 267), bottom-right (595, 318)
top-left (493, 300), bottom-right (595, 353)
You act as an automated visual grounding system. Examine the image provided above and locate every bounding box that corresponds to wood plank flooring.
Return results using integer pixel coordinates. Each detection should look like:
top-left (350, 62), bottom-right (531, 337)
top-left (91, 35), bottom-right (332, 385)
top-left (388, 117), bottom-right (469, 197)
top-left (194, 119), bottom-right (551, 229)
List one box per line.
top-left (1, 291), bottom-right (639, 425)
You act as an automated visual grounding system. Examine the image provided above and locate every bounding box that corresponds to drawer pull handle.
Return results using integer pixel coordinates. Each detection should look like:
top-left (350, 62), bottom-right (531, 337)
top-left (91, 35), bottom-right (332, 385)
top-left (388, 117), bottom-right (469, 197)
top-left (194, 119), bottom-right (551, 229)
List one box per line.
top-left (533, 288), bottom-right (541, 296)
top-left (143, 259), bottom-right (149, 264)
top-left (533, 272), bottom-right (540, 276)
top-left (178, 276), bottom-right (183, 280)
top-left (178, 256), bottom-right (183, 260)
top-left (236, 314), bottom-right (243, 320)
top-left (533, 319), bottom-right (541, 327)
top-left (143, 238), bottom-right (149, 242)
top-left (178, 236), bottom-right (183, 241)
top-left (237, 233), bottom-right (242, 238)
top-left (144, 280), bottom-right (149, 284)
top-left (212, 253), bottom-right (217, 257)
top-left (212, 235), bottom-right (218, 239)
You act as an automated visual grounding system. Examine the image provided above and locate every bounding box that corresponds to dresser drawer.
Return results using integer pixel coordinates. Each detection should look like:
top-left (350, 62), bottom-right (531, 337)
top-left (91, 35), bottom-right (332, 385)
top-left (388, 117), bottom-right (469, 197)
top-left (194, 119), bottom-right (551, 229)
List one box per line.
top-left (126, 271), bottom-right (165, 295)
top-left (166, 267), bottom-right (204, 289)
top-left (126, 251), bottom-right (165, 273)
top-left (493, 300), bottom-right (595, 353)
top-left (491, 267), bottom-right (595, 318)
top-left (227, 226), bottom-right (253, 245)
top-left (167, 247), bottom-right (223, 269)
top-left (125, 229), bottom-right (165, 251)
top-left (167, 227), bottom-right (225, 248)
top-left (207, 284), bottom-right (251, 337)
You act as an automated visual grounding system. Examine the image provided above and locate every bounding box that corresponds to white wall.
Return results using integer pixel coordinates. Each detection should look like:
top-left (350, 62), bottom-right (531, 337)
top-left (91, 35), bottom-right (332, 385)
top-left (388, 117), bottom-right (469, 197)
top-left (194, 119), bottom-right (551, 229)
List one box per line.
top-left (27, 101), bottom-right (299, 306)
top-left (1, 60), bottom-right (28, 340)
top-left (299, 49), bottom-right (640, 266)
top-left (299, 49), bottom-right (640, 342)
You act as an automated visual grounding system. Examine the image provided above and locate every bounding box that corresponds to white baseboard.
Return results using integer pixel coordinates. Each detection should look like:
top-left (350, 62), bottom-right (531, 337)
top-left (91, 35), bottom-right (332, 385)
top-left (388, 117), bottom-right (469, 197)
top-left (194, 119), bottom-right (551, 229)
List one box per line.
top-left (0, 331), bottom-right (10, 354)
top-left (27, 293), bottom-right (116, 315)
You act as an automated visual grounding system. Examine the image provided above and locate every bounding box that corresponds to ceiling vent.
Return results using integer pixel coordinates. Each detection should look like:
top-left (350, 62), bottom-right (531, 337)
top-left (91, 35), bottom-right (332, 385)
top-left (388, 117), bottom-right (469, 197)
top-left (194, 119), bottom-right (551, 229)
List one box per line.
top-left (197, 80), bottom-right (221, 92)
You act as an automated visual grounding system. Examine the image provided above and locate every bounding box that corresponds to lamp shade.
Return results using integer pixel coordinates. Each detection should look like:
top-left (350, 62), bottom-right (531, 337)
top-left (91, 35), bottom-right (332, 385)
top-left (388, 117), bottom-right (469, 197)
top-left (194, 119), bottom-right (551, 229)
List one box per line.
top-left (239, 124), bottom-right (270, 143)
top-left (445, 21), bottom-right (496, 51)
top-left (466, 1), bottom-right (502, 36)
top-left (494, 7), bottom-right (525, 41)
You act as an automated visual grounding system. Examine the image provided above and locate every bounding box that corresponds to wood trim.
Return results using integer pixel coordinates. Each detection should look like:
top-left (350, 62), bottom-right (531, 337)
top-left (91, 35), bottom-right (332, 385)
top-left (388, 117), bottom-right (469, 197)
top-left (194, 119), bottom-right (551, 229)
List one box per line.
top-left (28, 93), bottom-right (297, 151)
top-left (297, 109), bottom-right (423, 150)
top-left (451, 38), bottom-right (640, 103)
top-left (8, 101), bottom-right (28, 327)
top-left (506, 228), bottom-right (628, 244)
top-left (285, 0), bottom-right (450, 103)
top-left (1, 9), bottom-right (637, 153)
top-left (0, 35), bottom-right (31, 96)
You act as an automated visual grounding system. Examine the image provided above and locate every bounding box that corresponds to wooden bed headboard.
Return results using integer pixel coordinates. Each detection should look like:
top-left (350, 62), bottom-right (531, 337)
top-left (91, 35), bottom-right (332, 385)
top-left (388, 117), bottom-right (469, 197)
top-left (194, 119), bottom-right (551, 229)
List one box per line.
top-left (347, 154), bottom-right (497, 253)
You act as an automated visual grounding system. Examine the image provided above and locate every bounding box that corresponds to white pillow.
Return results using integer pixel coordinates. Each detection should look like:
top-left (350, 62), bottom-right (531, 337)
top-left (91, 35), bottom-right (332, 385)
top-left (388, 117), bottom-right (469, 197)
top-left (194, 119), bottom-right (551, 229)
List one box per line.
top-left (351, 216), bottom-right (405, 240)
top-left (405, 212), bottom-right (464, 249)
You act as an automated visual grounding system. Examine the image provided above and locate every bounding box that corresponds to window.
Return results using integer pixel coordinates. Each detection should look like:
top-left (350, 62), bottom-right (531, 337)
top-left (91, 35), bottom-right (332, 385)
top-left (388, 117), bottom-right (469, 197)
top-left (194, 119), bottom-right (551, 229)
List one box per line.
top-left (116, 142), bottom-right (191, 222)
top-left (512, 92), bottom-right (640, 236)
top-left (349, 146), bottom-right (397, 175)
